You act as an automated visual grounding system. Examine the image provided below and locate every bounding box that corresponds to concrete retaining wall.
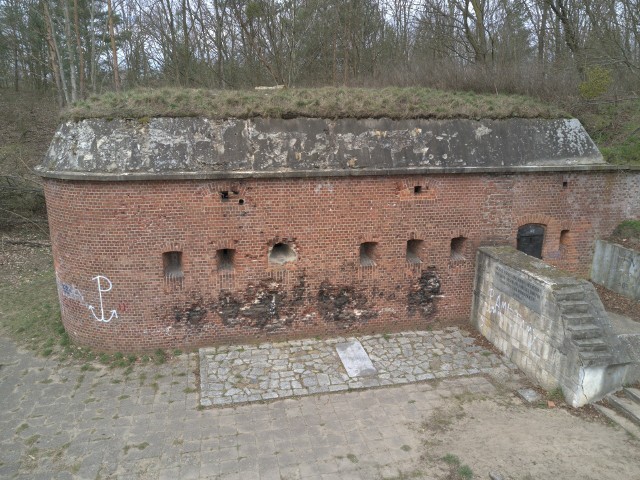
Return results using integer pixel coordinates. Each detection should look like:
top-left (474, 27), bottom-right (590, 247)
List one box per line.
top-left (592, 240), bottom-right (640, 301)
top-left (472, 246), bottom-right (630, 407)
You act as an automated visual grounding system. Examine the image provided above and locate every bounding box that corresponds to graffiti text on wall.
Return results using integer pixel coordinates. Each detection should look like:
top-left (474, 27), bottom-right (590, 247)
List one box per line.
top-left (56, 276), bottom-right (85, 303)
top-left (88, 275), bottom-right (118, 323)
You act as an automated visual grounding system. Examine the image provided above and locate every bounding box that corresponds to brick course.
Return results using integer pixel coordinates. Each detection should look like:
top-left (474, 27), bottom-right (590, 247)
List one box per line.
top-left (44, 171), bottom-right (640, 352)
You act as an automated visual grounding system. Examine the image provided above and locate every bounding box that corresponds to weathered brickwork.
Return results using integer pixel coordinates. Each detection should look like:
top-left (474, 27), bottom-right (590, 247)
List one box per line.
top-left (44, 171), bottom-right (640, 352)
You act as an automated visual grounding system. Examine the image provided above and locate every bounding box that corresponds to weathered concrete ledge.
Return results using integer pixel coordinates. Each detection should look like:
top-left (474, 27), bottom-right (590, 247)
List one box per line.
top-left (592, 240), bottom-right (640, 301)
top-left (472, 246), bottom-right (630, 407)
top-left (37, 117), bottom-right (605, 179)
top-left (36, 164), bottom-right (626, 181)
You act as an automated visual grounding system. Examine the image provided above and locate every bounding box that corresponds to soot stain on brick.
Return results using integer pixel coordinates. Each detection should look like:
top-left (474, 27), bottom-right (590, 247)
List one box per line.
top-left (317, 281), bottom-right (377, 325)
top-left (292, 273), bottom-right (307, 305)
top-left (213, 278), bottom-right (306, 332)
top-left (172, 297), bottom-right (209, 333)
top-left (407, 268), bottom-right (441, 317)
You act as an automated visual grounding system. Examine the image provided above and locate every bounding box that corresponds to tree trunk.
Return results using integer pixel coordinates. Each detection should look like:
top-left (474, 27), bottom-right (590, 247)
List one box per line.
top-left (537, 0), bottom-right (548, 65)
top-left (182, 0), bottom-right (190, 84)
top-left (44, 1), bottom-right (66, 106)
top-left (13, 35), bottom-right (19, 92)
top-left (73, 0), bottom-right (85, 97)
top-left (545, 0), bottom-right (584, 75)
top-left (90, 0), bottom-right (97, 92)
top-left (107, 0), bottom-right (121, 91)
top-left (63, 0), bottom-right (78, 102)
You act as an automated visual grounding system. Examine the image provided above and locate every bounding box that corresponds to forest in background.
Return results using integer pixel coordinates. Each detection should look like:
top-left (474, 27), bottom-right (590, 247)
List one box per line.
top-left (0, 0), bottom-right (638, 102)
top-left (0, 0), bottom-right (639, 231)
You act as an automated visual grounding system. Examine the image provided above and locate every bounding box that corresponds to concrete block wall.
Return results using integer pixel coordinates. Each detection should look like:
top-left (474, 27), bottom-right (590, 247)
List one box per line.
top-left (472, 247), bottom-right (630, 407)
top-left (592, 239), bottom-right (640, 301)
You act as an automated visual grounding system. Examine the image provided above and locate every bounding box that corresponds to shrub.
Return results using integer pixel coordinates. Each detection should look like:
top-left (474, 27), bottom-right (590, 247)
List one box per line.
top-left (579, 66), bottom-right (612, 100)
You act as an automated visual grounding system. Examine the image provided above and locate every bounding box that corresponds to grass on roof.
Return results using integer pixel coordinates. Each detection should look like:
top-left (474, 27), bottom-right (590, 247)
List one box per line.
top-left (64, 87), bottom-right (567, 121)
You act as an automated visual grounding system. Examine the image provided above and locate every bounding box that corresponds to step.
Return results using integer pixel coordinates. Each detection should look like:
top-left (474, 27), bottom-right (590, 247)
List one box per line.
top-left (624, 388), bottom-right (640, 404)
top-left (559, 301), bottom-right (591, 314)
top-left (567, 324), bottom-right (602, 340)
top-left (577, 350), bottom-right (613, 365)
top-left (574, 338), bottom-right (608, 351)
top-left (593, 404), bottom-right (640, 438)
top-left (554, 287), bottom-right (585, 302)
top-left (563, 313), bottom-right (597, 326)
top-left (606, 394), bottom-right (640, 426)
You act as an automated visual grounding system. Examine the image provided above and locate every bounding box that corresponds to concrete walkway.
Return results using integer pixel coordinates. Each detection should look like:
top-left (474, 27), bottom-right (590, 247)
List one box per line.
top-left (200, 328), bottom-right (511, 406)
top-left (0, 329), bottom-right (513, 480)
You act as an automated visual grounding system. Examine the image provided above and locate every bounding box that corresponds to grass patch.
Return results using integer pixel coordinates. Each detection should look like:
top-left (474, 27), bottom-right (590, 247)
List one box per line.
top-left (346, 453), bottom-right (359, 463)
top-left (457, 465), bottom-right (474, 479)
top-left (153, 349), bottom-right (166, 365)
top-left (612, 220), bottom-right (640, 241)
top-left (0, 268), bottom-right (66, 356)
top-left (24, 434), bottom-right (40, 446)
top-left (548, 386), bottom-right (565, 403)
top-left (442, 453), bottom-right (461, 465)
top-left (123, 442), bottom-right (150, 455)
top-left (183, 387), bottom-right (197, 394)
top-left (440, 454), bottom-right (473, 479)
top-left (16, 423), bottom-right (29, 434)
top-left (422, 404), bottom-right (465, 433)
top-left (64, 87), bottom-right (566, 122)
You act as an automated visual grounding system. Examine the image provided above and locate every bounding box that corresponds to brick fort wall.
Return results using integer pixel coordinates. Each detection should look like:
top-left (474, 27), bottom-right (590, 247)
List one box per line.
top-left (44, 170), bottom-right (640, 352)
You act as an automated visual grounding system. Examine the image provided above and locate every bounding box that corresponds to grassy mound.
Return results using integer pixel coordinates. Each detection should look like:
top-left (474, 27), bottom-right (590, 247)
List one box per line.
top-left (577, 98), bottom-right (640, 166)
top-left (612, 220), bottom-right (640, 240)
top-left (64, 87), bottom-right (567, 121)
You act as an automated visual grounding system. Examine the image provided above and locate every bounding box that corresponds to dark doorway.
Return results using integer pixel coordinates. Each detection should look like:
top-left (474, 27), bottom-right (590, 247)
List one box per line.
top-left (517, 224), bottom-right (545, 259)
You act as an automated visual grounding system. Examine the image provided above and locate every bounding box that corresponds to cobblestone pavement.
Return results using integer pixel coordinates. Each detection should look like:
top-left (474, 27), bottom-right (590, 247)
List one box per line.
top-left (0, 330), bottom-right (513, 480)
top-left (200, 328), bottom-right (512, 406)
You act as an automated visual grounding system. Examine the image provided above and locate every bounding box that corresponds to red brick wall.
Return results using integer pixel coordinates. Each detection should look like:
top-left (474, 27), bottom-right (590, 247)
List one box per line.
top-left (44, 171), bottom-right (640, 352)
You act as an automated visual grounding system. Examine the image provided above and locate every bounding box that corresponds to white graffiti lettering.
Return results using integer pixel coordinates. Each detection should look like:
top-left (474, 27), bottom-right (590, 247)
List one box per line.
top-left (488, 289), bottom-right (522, 321)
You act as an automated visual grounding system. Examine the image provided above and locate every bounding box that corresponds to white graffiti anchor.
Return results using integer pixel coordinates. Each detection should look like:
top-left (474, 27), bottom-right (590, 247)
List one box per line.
top-left (88, 275), bottom-right (118, 323)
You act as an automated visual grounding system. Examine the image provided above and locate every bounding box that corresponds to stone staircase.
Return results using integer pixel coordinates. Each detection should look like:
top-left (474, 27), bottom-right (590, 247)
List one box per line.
top-left (594, 387), bottom-right (640, 438)
top-left (554, 284), bottom-right (614, 366)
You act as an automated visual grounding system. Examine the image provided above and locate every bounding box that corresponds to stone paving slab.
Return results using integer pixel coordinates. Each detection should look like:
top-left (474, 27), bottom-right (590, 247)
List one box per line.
top-left (0, 333), bottom-right (507, 479)
top-left (199, 327), bottom-right (514, 406)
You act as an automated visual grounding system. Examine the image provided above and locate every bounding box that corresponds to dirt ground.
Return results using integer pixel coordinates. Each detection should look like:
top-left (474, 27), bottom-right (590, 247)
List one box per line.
top-left (0, 231), bottom-right (52, 284)
top-left (608, 231), bottom-right (640, 253)
top-left (417, 393), bottom-right (640, 480)
top-left (594, 282), bottom-right (640, 323)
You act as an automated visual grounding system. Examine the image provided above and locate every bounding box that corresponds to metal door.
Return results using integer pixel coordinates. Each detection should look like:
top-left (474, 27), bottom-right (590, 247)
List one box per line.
top-left (517, 224), bottom-right (545, 259)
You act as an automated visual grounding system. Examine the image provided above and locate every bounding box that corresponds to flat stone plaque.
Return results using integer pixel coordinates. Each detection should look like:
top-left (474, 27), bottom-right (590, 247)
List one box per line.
top-left (336, 340), bottom-right (378, 377)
